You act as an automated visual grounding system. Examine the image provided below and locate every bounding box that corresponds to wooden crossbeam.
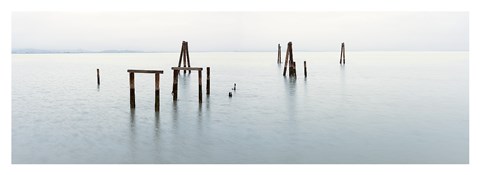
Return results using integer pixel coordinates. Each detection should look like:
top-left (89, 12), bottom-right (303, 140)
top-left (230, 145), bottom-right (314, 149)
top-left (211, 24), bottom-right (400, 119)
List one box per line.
top-left (171, 67), bottom-right (203, 71)
top-left (127, 69), bottom-right (164, 74)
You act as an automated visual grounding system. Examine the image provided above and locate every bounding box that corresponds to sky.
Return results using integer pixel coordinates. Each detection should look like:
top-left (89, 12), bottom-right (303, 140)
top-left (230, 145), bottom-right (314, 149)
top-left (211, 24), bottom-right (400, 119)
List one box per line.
top-left (11, 12), bottom-right (469, 52)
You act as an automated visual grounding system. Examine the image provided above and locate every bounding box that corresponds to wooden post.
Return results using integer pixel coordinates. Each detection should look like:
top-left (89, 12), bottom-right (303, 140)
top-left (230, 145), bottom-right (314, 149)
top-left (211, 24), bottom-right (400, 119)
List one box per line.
top-left (340, 42), bottom-right (345, 64)
top-left (155, 73), bottom-right (160, 111)
top-left (129, 72), bottom-right (135, 108)
top-left (186, 42), bottom-right (191, 73)
top-left (183, 43), bottom-right (187, 74)
top-left (283, 43), bottom-right (290, 76)
top-left (277, 44), bottom-right (281, 63)
top-left (342, 43), bottom-right (345, 64)
top-left (97, 68), bottom-right (100, 85)
top-left (178, 41), bottom-right (185, 67)
top-left (173, 70), bottom-right (179, 100)
top-left (206, 67), bottom-right (210, 95)
top-left (198, 70), bottom-right (202, 103)
top-left (292, 61), bottom-right (296, 77)
top-left (304, 61), bottom-right (307, 77)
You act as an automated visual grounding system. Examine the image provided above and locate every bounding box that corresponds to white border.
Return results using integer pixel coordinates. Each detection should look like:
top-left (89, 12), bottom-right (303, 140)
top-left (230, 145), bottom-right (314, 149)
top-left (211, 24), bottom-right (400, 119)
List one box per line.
top-left (1, 0), bottom-right (478, 175)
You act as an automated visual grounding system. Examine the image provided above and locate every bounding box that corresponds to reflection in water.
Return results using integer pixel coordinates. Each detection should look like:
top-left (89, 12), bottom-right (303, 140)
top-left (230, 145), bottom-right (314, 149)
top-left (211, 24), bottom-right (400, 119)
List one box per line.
top-left (283, 76), bottom-right (297, 124)
top-left (172, 100), bottom-right (179, 131)
top-left (154, 111), bottom-right (161, 162)
top-left (340, 64), bottom-right (346, 93)
top-left (155, 112), bottom-right (160, 133)
top-left (130, 109), bottom-right (136, 131)
top-left (129, 109), bottom-right (136, 161)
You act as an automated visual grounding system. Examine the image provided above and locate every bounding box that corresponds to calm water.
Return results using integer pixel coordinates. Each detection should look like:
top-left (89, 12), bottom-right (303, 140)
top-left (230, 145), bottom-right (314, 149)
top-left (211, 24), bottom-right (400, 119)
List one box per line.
top-left (12, 52), bottom-right (469, 163)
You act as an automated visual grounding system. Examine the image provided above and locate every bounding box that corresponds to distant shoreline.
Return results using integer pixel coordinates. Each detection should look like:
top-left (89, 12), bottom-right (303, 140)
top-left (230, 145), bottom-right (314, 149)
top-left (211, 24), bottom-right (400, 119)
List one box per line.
top-left (11, 50), bottom-right (469, 54)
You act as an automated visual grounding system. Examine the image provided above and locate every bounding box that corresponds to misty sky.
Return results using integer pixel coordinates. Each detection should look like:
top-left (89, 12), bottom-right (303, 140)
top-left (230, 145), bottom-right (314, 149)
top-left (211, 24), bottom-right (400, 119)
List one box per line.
top-left (12, 12), bottom-right (468, 52)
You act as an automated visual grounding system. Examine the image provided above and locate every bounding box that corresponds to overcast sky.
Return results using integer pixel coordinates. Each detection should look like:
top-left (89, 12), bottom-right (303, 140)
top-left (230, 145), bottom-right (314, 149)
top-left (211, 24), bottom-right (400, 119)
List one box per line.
top-left (12, 12), bottom-right (468, 52)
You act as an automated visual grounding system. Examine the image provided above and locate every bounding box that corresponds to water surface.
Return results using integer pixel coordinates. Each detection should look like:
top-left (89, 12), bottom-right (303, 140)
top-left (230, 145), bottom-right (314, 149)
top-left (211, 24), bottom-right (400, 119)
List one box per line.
top-left (12, 52), bottom-right (468, 163)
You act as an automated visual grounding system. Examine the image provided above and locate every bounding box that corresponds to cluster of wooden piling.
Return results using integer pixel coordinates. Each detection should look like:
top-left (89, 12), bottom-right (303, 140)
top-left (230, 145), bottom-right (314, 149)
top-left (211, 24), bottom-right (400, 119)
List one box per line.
top-left (339, 42), bottom-right (346, 64)
top-left (171, 67), bottom-right (210, 103)
top-left (178, 41), bottom-right (192, 73)
top-left (282, 42), bottom-right (297, 77)
top-left (97, 41), bottom-right (348, 111)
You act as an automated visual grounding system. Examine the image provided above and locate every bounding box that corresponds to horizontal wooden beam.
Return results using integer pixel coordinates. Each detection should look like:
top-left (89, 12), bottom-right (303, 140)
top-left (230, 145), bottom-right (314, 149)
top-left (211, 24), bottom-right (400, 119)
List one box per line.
top-left (171, 67), bottom-right (203, 71)
top-left (127, 69), bottom-right (164, 74)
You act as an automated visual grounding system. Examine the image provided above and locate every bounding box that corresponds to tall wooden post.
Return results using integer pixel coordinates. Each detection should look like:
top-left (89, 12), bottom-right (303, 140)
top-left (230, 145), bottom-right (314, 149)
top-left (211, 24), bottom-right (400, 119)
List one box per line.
top-left (206, 67), bottom-right (210, 95)
top-left (155, 73), bottom-right (160, 111)
top-left (340, 42), bottom-right (345, 64)
top-left (178, 41), bottom-right (185, 67)
top-left (186, 43), bottom-right (191, 74)
top-left (343, 43), bottom-right (346, 64)
top-left (173, 70), bottom-right (179, 100)
top-left (283, 42), bottom-right (291, 76)
top-left (129, 72), bottom-right (135, 108)
top-left (304, 61), bottom-right (307, 77)
top-left (97, 68), bottom-right (100, 85)
top-left (198, 70), bottom-right (203, 103)
top-left (183, 43), bottom-right (187, 74)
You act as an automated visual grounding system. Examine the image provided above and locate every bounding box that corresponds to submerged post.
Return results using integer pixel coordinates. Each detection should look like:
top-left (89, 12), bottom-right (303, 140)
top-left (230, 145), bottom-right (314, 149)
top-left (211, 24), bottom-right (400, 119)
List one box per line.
top-left (198, 70), bottom-right (203, 103)
top-left (173, 70), bottom-right (179, 100)
top-left (206, 67), bottom-right (210, 95)
top-left (129, 72), bottom-right (135, 109)
top-left (97, 69), bottom-right (100, 85)
top-left (155, 73), bottom-right (160, 111)
top-left (304, 61), bottom-right (307, 77)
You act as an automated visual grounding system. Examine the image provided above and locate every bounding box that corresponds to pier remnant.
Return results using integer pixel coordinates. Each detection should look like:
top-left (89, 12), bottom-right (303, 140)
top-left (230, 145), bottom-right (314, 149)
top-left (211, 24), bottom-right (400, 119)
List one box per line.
top-left (339, 42), bottom-right (346, 64)
top-left (277, 44), bottom-right (281, 63)
top-left (207, 67), bottom-right (210, 95)
top-left (282, 42), bottom-right (296, 77)
top-left (97, 69), bottom-right (100, 85)
top-left (127, 69), bottom-right (164, 111)
top-left (171, 67), bottom-right (204, 103)
top-left (178, 41), bottom-right (192, 74)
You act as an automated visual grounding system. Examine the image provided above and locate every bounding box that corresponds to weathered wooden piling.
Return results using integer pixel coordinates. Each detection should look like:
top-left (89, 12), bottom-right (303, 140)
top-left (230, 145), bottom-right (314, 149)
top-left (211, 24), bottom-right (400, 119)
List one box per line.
top-left (339, 42), bottom-right (346, 64)
top-left (206, 67), bottom-right (210, 95)
top-left (129, 72), bottom-right (135, 108)
top-left (127, 69), bottom-right (164, 111)
top-left (277, 44), bottom-right (281, 63)
top-left (97, 69), bottom-right (100, 85)
top-left (155, 73), bottom-right (160, 111)
top-left (304, 61), bottom-right (307, 77)
top-left (198, 70), bottom-right (203, 103)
